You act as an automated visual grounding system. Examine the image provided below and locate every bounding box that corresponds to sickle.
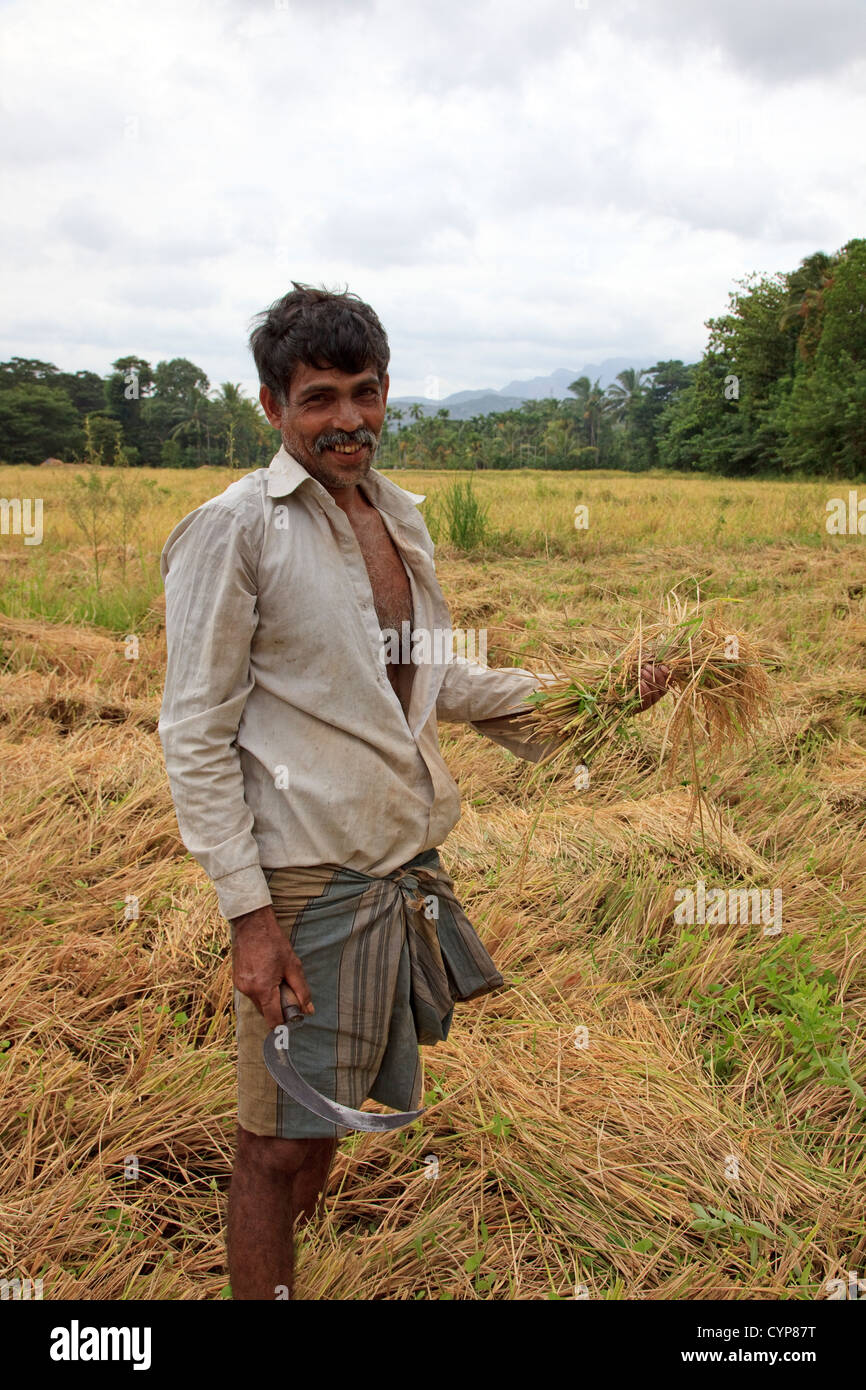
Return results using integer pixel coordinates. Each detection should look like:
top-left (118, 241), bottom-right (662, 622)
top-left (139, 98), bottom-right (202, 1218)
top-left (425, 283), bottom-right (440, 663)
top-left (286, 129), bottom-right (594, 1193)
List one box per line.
top-left (261, 982), bottom-right (426, 1133)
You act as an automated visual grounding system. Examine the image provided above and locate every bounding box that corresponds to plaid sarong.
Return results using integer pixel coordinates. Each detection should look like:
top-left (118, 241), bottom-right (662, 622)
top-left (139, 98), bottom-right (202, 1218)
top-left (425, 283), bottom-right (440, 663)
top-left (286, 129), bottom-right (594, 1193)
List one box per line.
top-left (231, 848), bottom-right (503, 1138)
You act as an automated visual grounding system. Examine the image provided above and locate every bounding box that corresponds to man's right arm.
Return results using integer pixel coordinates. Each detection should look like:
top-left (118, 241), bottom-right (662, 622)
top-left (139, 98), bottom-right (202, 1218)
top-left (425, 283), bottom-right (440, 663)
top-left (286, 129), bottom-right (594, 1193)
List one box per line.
top-left (158, 500), bottom-right (271, 921)
top-left (158, 501), bottom-right (313, 1028)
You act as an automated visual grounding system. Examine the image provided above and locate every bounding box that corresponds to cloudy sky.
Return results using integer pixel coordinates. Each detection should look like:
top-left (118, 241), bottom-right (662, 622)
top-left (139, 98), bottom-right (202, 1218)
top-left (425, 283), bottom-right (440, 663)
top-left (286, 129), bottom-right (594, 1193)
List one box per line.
top-left (2, 0), bottom-right (864, 400)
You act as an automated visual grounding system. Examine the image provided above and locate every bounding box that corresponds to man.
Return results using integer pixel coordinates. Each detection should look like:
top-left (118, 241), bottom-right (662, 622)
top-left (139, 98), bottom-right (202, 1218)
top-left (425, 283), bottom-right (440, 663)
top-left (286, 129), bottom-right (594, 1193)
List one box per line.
top-left (158, 282), bottom-right (669, 1299)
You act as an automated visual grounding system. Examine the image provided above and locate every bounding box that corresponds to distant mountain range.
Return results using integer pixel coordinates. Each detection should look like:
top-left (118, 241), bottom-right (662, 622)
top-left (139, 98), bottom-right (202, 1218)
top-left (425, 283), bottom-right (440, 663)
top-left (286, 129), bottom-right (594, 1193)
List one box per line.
top-left (389, 359), bottom-right (655, 422)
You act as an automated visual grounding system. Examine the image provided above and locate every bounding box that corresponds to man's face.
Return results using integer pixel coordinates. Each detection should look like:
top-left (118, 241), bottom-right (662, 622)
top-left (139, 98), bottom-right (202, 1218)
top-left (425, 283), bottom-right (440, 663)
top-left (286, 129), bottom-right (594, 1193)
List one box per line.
top-left (260, 362), bottom-right (389, 491)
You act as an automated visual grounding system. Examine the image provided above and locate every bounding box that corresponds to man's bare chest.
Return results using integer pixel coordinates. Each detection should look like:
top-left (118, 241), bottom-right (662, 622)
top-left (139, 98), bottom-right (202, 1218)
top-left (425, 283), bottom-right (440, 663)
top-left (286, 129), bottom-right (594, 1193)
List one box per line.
top-left (348, 508), bottom-right (413, 632)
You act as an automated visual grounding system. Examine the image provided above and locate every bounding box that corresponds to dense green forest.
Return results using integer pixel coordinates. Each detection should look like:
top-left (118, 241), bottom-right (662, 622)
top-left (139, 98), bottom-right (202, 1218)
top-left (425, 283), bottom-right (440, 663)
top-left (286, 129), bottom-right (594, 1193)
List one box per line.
top-left (2, 237), bottom-right (863, 477)
top-left (0, 356), bottom-right (274, 471)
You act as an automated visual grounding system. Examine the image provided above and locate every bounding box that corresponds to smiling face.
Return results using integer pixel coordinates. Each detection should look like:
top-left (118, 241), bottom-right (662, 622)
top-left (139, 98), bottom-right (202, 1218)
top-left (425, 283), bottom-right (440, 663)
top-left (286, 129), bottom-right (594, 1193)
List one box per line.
top-left (260, 361), bottom-right (389, 492)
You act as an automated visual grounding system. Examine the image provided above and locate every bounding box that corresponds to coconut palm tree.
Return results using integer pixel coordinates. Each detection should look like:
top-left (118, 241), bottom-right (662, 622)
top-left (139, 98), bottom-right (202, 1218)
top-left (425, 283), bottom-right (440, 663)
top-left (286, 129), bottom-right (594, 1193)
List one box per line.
top-left (604, 367), bottom-right (648, 423)
top-left (568, 375), bottom-right (605, 449)
top-left (779, 251), bottom-right (835, 332)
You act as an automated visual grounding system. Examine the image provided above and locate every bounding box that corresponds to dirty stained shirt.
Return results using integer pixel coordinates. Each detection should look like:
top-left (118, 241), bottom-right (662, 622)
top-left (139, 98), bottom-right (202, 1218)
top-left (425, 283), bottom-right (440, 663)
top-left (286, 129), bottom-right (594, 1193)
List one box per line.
top-left (157, 446), bottom-right (553, 922)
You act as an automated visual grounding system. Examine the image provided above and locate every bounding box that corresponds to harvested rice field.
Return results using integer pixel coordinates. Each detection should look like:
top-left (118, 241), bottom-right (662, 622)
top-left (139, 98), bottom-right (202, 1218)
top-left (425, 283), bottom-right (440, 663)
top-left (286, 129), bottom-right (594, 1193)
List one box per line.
top-left (1, 463), bottom-right (865, 1300)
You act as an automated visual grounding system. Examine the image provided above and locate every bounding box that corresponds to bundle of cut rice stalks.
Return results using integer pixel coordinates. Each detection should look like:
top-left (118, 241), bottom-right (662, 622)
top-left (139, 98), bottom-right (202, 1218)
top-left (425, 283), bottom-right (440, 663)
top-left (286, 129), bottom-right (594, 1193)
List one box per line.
top-left (514, 596), bottom-right (774, 780)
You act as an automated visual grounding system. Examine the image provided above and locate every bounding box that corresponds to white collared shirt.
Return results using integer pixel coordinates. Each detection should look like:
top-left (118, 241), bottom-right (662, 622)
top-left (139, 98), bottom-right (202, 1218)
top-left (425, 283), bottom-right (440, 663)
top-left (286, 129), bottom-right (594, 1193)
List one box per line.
top-left (157, 446), bottom-right (548, 920)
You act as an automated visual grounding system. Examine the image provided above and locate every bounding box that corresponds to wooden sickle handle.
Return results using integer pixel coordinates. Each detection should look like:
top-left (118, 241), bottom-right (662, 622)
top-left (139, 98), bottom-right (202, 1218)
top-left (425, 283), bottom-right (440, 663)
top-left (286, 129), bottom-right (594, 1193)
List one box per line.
top-left (279, 980), bottom-right (305, 1024)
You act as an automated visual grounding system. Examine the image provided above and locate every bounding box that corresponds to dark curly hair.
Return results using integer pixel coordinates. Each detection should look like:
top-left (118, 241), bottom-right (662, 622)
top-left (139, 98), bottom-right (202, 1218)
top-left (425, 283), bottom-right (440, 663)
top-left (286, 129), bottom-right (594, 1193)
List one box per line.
top-left (248, 281), bottom-right (390, 405)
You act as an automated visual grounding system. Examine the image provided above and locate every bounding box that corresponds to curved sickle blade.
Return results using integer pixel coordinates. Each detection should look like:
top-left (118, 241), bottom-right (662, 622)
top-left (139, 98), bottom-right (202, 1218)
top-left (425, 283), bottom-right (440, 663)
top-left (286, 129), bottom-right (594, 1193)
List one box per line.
top-left (262, 1027), bottom-right (425, 1133)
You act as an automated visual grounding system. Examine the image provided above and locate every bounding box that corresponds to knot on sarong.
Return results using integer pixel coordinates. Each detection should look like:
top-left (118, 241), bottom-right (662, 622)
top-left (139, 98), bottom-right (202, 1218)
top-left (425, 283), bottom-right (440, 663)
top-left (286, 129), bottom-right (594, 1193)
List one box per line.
top-left (384, 857), bottom-right (503, 1045)
top-left (260, 853), bottom-right (504, 1051)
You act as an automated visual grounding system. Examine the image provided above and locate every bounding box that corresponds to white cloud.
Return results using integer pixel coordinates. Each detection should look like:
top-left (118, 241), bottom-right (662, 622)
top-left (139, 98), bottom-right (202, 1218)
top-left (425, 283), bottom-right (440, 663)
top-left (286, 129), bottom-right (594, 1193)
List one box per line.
top-left (0, 0), bottom-right (864, 400)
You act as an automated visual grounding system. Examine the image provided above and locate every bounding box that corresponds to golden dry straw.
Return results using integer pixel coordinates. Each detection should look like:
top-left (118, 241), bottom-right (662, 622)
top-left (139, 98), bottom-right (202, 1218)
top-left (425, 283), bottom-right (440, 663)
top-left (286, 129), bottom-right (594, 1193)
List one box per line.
top-left (2, 478), bottom-right (865, 1302)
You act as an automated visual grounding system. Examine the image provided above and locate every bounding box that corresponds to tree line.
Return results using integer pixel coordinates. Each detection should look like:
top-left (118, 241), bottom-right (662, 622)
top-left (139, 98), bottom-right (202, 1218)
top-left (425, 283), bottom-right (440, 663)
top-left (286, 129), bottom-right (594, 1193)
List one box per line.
top-left (1, 236), bottom-right (862, 477)
top-left (379, 237), bottom-right (865, 478)
top-left (0, 356), bottom-right (275, 469)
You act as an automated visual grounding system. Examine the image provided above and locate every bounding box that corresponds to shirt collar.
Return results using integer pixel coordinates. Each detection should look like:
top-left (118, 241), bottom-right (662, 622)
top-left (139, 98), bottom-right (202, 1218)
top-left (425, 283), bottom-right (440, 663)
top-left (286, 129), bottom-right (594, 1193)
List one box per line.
top-left (265, 445), bottom-right (313, 499)
top-left (266, 445), bottom-right (428, 533)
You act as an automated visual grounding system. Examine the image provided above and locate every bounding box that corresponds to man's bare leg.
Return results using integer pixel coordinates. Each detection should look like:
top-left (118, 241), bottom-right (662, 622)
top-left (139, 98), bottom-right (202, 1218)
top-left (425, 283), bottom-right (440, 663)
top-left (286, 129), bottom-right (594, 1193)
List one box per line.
top-left (291, 1136), bottom-right (339, 1228)
top-left (227, 1125), bottom-right (338, 1299)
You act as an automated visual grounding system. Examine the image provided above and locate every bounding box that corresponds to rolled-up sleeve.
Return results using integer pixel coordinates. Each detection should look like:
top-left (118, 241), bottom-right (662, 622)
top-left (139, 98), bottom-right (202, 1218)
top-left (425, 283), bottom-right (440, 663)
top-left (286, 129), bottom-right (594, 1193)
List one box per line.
top-left (158, 502), bottom-right (272, 921)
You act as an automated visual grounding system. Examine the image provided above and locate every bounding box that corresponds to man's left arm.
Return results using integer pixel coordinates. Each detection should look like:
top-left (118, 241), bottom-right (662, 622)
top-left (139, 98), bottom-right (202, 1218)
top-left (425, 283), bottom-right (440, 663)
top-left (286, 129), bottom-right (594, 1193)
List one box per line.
top-left (434, 656), bottom-right (562, 763)
top-left (435, 656), bottom-right (671, 763)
